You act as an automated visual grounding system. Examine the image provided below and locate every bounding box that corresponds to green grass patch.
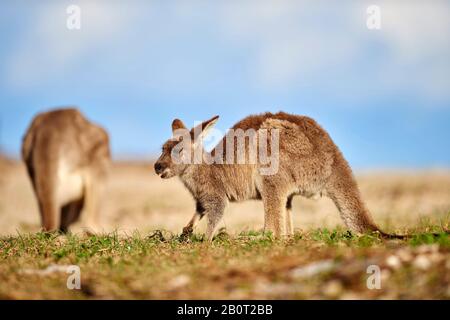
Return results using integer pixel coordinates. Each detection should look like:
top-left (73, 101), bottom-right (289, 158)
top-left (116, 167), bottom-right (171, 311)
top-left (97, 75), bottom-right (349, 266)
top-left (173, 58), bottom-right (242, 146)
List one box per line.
top-left (0, 227), bottom-right (448, 299)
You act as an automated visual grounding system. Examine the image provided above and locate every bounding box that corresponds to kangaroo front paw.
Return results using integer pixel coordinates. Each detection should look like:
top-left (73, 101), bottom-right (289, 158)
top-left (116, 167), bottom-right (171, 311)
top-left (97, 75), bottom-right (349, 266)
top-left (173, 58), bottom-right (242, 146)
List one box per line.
top-left (83, 224), bottom-right (103, 236)
top-left (179, 227), bottom-right (194, 242)
top-left (182, 225), bottom-right (193, 236)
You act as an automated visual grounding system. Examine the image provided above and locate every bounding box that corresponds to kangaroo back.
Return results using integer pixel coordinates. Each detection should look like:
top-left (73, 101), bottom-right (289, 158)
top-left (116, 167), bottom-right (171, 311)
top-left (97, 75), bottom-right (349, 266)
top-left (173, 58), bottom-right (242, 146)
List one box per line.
top-left (22, 108), bottom-right (111, 232)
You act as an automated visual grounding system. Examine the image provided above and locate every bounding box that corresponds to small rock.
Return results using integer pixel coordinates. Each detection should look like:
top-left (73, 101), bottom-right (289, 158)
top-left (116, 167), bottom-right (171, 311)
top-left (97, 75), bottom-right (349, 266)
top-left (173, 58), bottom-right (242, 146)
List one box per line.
top-left (254, 281), bottom-right (302, 296)
top-left (322, 280), bottom-right (343, 298)
top-left (340, 292), bottom-right (362, 300)
top-left (168, 274), bottom-right (190, 289)
top-left (386, 255), bottom-right (402, 269)
top-left (229, 289), bottom-right (247, 299)
top-left (20, 264), bottom-right (73, 276)
top-left (379, 292), bottom-right (398, 300)
top-left (290, 260), bottom-right (336, 279)
top-left (413, 255), bottom-right (432, 270)
top-left (416, 244), bottom-right (439, 254)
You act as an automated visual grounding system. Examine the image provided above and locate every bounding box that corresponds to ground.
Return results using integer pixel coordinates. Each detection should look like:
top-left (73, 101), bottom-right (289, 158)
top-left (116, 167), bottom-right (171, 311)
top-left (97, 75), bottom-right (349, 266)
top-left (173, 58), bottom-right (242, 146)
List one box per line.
top-left (0, 157), bottom-right (449, 299)
top-left (0, 229), bottom-right (449, 299)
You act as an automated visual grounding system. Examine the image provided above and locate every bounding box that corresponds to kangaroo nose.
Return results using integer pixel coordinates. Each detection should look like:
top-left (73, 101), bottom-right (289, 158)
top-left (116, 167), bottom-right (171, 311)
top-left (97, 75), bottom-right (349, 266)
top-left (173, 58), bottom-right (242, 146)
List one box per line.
top-left (154, 162), bottom-right (163, 174)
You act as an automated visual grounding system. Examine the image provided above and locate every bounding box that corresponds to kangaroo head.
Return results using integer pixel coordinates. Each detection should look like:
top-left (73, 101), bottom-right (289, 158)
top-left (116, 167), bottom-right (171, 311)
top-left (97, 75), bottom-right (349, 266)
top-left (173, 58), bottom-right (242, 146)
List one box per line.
top-left (154, 115), bottom-right (219, 179)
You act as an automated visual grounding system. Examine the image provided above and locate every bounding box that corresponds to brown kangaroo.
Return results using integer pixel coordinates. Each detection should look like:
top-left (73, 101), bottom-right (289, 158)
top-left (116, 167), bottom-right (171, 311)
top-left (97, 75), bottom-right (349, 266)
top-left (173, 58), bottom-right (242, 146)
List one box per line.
top-left (22, 108), bottom-right (111, 233)
top-left (154, 111), bottom-right (423, 241)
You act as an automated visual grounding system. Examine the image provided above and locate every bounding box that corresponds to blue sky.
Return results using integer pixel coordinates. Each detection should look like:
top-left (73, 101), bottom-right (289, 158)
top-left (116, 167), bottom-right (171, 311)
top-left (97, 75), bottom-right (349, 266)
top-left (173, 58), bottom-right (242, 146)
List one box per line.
top-left (0, 1), bottom-right (449, 169)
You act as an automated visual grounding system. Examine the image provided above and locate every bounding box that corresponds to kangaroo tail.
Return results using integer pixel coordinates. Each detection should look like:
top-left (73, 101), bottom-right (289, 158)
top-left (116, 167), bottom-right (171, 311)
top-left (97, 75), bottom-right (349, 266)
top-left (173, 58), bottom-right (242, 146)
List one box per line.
top-left (377, 229), bottom-right (450, 240)
top-left (326, 152), bottom-right (450, 240)
top-left (326, 154), bottom-right (381, 234)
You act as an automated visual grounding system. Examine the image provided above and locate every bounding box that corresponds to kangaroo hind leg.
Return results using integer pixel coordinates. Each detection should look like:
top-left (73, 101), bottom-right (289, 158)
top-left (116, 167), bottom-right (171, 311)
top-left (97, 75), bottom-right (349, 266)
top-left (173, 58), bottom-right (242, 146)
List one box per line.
top-left (204, 199), bottom-right (227, 242)
top-left (34, 170), bottom-right (59, 232)
top-left (60, 198), bottom-right (84, 233)
top-left (261, 182), bottom-right (287, 238)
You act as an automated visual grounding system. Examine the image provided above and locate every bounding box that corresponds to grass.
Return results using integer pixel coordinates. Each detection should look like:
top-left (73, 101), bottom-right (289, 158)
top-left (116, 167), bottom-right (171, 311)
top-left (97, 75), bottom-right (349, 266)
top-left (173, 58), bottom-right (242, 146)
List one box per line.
top-left (1, 162), bottom-right (449, 299)
top-left (0, 227), bottom-right (449, 300)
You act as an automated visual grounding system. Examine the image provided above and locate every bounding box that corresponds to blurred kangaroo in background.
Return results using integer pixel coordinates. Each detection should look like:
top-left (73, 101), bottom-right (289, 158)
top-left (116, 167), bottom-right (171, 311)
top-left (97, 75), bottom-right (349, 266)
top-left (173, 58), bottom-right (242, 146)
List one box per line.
top-left (155, 111), bottom-right (401, 241)
top-left (22, 108), bottom-right (111, 233)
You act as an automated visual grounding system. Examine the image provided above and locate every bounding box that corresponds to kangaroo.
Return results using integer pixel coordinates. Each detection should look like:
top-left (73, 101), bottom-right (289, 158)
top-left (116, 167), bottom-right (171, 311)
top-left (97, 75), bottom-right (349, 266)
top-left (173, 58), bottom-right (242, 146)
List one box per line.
top-left (22, 108), bottom-right (111, 233)
top-left (155, 112), bottom-right (448, 241)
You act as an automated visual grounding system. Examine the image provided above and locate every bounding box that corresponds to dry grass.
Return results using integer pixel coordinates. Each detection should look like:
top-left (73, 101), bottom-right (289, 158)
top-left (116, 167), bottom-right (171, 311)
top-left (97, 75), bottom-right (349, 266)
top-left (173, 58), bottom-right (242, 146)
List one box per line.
top-left (1, 160), bottom-right (449, 236)
top-left (0, 158), bottom-right (449, 299)
top-left (0, 230), bottom-right (449, 299)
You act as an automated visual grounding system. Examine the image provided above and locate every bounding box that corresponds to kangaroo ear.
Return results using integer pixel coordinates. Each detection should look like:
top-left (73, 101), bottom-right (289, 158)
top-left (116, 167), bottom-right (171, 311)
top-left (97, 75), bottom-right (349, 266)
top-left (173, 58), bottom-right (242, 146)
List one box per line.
top-left (172, 119), bottom-right (186, 134)
top-left (202, 115), bottom-right (219, 132)
top-left (192, 115), bottom-right (219, 143)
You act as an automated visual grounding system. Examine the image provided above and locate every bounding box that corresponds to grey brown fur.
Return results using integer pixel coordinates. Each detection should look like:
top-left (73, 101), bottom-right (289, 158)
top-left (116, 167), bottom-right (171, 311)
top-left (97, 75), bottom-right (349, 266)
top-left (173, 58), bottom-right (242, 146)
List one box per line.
top-left (22, 108), bottom-right (111, 233)
top-left (155, 111), bottom-right (384, 241)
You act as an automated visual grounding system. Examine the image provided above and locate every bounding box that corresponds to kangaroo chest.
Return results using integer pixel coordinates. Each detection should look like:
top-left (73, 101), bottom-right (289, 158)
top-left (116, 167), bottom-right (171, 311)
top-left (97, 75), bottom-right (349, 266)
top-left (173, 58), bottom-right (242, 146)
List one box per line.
top-left (57, 160), bottom-right (84, 205)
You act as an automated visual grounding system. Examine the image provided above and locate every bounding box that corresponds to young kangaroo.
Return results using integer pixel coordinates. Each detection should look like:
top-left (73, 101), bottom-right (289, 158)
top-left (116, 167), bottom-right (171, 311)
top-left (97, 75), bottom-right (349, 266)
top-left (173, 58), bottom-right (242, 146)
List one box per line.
top-left (22, 108), bottom-right (111, 233)
top-left (155, 112), bottom-right (447, 241)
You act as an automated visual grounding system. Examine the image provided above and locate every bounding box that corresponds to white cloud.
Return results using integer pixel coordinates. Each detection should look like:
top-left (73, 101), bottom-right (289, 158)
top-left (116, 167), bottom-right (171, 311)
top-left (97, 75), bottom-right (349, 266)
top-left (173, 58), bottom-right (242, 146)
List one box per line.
top-left (378, 0), bottom-right (450, 101)
top-left (4, 0), bottom-right (450, 103)
top-left (216, 0), bottom-right (450, 101)
top-left (216, 1), bottom-right (362, 88)
top-left (5, 1), bottom-right (140, 88)
top-left (381, 1), bottom-right (450, 61)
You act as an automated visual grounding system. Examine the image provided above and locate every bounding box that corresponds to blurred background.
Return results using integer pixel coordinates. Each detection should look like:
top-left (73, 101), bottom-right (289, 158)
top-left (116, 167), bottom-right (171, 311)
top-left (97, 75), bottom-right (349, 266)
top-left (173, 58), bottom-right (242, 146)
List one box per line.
top-left (0, 0), bottom-right (449, 167)
top-left (0, 1), bottom-right (449, 235)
